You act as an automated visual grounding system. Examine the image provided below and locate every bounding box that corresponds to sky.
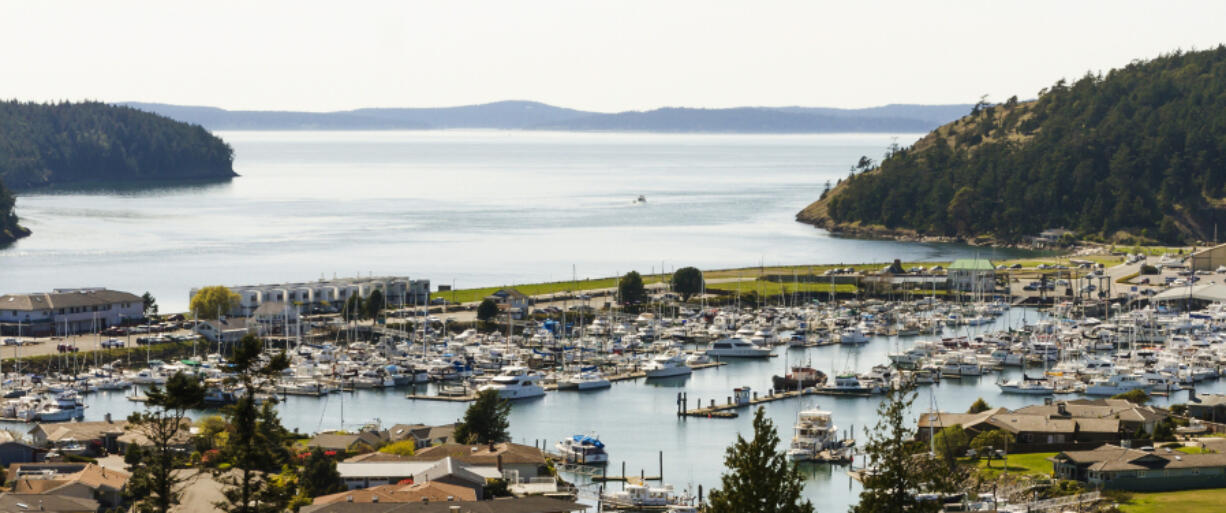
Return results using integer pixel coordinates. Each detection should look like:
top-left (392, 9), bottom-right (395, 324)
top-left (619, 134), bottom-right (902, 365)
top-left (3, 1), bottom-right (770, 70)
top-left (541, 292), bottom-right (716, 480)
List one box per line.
top-left (2, 1), bottom-right (1225, 113)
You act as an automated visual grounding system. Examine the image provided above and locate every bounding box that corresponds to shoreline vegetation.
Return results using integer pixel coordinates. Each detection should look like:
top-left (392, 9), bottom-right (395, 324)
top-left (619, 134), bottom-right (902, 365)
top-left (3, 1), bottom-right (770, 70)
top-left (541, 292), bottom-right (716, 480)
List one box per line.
top-left (798, 46), bottom-right (1226, 247)
top-left (0, 100), bottom-right (238, 244)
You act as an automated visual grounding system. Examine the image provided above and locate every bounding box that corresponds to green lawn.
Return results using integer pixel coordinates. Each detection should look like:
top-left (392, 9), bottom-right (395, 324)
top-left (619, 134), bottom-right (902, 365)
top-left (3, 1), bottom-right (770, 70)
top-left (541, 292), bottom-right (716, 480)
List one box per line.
top-left (974, 452), bottom-right (1055, 479)
top-left (1120, 488), bottom-right (1226, 513)
top-left (1176, 445), bottom-right (1213, 454)
top-left (430, 276), bottom-right (666, 304)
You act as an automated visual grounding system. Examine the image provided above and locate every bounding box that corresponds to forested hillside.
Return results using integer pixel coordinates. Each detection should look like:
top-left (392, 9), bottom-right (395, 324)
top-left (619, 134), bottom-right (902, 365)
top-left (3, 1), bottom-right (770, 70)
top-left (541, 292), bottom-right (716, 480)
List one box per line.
top-left (0, 181), bottom-right (28, 244)
top-left (0, 101), bottom-right (236, 190)
top-left (797, 46), bottom-right (1226, 244)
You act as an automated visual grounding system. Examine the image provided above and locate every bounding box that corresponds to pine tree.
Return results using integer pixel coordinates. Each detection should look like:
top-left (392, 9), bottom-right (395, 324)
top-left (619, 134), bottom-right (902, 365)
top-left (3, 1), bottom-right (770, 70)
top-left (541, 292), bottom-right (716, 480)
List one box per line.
top-left (126, 371), bottom-right (206, 513)
top-left (706, 407), bottom-right (814, 513)
top-left (454, 389), bottom-right (511, 445)
top-left (853, 385), bottom-right (939, 513)
top-left (214, 334), bottom-right (292, 513)
top-left (298, 448), bottom-right (346, 498)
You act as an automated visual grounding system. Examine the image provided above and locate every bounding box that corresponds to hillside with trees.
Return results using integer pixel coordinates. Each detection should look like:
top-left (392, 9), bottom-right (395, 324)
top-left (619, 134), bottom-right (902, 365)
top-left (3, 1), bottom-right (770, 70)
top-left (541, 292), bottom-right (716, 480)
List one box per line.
top-left (0, 181), bottom-right (29, 244)
top-left (0, 101), bottom-right (236, 191)
top-left (797, 46), bottom-right (1226, 245)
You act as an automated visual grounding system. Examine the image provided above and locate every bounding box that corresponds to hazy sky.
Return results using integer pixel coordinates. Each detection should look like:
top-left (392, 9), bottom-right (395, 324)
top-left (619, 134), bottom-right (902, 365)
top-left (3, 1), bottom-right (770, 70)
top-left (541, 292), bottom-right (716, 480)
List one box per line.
top-left (3, 1), bottom-right (1224, 112)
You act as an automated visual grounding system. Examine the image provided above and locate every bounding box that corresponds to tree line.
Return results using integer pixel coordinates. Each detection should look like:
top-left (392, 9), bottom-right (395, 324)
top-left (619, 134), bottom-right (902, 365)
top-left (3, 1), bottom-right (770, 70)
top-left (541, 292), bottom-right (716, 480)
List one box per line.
top-left (824, 46), bottom-right (1226, 245)
top-left (0, 100), bottom-right (235, 191)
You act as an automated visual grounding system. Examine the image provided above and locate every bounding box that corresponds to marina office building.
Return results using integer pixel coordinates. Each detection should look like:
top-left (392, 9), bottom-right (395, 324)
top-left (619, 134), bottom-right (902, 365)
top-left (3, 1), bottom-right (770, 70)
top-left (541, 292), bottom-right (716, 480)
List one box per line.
top-left (192, 276), bottom-right (431, 317)
top-left (0, 288), bottom-right (144, 337)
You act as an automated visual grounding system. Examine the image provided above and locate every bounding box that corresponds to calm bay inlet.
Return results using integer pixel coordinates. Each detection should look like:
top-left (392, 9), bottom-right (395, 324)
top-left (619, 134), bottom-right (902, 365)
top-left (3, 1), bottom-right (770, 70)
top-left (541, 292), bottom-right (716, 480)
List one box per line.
top-left (0, 130), bottom-right (1060, 512)
top-left (0, 130), bottom-right (1030, 313)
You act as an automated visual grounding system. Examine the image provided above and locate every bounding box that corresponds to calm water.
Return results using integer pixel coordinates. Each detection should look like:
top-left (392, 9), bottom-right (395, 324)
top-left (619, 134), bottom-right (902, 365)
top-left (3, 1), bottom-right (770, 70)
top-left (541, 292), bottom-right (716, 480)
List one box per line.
top-left (2, 130), bottom-right (1029, 312)
top-left (44, 309), bottom-right (1226, 512)
top-left (1, 130), bottom-right (1062, 511)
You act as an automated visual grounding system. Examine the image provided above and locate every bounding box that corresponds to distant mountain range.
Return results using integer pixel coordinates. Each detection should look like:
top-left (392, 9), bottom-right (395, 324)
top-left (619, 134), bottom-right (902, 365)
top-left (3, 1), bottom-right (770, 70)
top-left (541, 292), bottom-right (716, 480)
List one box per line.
top-left (120, 101), bottom-right (973, 133)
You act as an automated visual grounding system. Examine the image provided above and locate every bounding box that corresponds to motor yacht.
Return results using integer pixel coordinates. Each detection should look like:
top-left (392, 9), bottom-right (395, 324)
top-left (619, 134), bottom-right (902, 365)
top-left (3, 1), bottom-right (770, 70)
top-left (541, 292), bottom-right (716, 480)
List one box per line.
top-left (477, 366), bottom-right (545, 400)
top-left (705, 338), bottom-right (772, 358)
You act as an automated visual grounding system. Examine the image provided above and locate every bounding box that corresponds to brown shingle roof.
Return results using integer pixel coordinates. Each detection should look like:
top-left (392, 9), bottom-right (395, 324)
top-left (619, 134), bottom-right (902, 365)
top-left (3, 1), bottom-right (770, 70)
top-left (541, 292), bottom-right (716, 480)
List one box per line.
top-left (411, 443), bottom-right (545, 466)
top-left (312, 481), bottom-right (476, 505)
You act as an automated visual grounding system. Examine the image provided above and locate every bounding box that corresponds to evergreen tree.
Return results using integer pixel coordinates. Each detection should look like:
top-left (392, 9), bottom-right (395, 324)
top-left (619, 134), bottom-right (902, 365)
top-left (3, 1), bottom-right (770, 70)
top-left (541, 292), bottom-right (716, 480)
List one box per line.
top-left (364, 289), bottom-right (385, 320)
top-left (854, 385), bottom-right (943, 513)
top-left (967, 397), bottom-right (991, 413)
top-left (126, 371), bottom-right (206, 513)
top-left (298, 448), bottom-right (345, 498)
top-left (214, 334), bottom-right (292, 513)
top-left (706, 407), bottom-right (813, 513)
top-left (141, 291), bottom-right (159, 318)
top-left (454, 389), bottom-right (511, 445)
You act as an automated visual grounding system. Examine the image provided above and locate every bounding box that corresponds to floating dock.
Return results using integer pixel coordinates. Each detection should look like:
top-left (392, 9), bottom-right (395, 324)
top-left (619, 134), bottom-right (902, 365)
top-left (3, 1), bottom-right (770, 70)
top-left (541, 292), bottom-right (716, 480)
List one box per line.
top-left (407, 362), bottom-right (728, 402)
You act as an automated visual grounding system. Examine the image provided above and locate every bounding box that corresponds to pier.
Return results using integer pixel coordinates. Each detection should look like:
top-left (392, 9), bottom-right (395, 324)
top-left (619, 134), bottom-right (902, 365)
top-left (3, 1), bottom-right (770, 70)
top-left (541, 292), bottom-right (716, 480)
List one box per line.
top-left (677, 387), bottom-right (828, 418)
top-left (407, 361), bottom-right (728, 402)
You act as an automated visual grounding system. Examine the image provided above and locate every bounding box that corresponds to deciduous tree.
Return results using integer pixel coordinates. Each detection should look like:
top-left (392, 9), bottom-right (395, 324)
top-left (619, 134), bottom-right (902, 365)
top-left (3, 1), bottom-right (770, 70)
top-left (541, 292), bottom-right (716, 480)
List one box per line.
top-left (670, 267), bottom-right (704, 302)
top-left (190, 286), bottom-right (240, 320)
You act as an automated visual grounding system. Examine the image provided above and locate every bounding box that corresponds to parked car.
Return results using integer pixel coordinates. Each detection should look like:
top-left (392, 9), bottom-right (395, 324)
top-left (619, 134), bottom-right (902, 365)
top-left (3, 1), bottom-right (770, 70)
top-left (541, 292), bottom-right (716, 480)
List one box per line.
top-left (101, 338), bottom-right (124, 349)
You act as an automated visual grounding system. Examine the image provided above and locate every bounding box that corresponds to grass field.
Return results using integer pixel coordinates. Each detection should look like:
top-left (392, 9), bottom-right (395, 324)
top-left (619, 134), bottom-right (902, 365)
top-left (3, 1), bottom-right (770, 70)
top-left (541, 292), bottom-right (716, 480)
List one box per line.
top-left (1176, 445), bottom-right (1214, 454)
top-left (428, 252), bottom-right (1147, 305)
top-left (974, 452), bottom-right (1055, 479)
top-left (1119, 488), bottom-right (1226, 513)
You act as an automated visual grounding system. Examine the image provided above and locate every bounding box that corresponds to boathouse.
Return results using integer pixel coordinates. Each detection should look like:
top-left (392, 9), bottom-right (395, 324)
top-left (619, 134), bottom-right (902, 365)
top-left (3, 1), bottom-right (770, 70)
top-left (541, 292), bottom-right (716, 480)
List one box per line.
top-left (947, 259), bottom-right (995, 292)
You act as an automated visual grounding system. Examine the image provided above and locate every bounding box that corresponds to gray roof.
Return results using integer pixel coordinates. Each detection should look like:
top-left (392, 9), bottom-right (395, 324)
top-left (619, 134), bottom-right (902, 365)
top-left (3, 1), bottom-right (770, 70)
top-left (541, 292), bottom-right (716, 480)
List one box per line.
top-left (302, 496), bottom-right (586, 513)
top-left (336, 461), bottom-right (436, 478)
top-left (0, 289), bottom-right (142, 312)
top-left (0, 492), bottom-right (99, 513)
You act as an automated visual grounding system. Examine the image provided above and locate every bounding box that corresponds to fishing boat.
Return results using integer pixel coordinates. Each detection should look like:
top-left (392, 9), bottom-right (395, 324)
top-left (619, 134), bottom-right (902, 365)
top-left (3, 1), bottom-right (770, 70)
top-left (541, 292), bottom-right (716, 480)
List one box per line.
top-left (772, 366), bottom-right (826, 390)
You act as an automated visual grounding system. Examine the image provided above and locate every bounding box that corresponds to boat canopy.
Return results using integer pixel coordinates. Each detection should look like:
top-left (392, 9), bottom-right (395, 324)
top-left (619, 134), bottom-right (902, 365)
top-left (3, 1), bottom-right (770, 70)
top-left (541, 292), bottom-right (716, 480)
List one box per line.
top-left (572, 435), bottom-right (605, 448)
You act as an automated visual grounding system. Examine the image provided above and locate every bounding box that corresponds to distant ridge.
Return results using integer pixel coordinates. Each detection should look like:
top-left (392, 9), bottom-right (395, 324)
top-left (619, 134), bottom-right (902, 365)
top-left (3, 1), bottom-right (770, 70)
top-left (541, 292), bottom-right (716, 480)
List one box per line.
top-left (121, 100), bottom-right (972, 133)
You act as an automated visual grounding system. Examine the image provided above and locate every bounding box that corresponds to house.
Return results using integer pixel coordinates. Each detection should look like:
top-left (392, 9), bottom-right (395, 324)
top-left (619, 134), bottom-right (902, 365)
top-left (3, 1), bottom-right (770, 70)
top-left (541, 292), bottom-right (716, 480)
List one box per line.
top-left (947, 259), bottom-right (995, 292)
top-left (8, 462), bottom-right (130, 509)
top-left (307, 430), bottom-right (390, 454)
top-left (193, 317), bottom-right (253, 344)
top-left (485, 289), bottom-right (531, 320)
top-left (0, 288), bottom-right (144, 337)
top-left (917, 399), bottom-right (1165, 452)
top-left (28, 419), bottom-right (128, 455)
top-left (405, 443), bottom-right (549, 481)
top-left (335, 457), bottom-right (485, 496)
top-left (311, 481), bottom-right (477, 505)
top-left (301, 496), bottom-right (588, 513)
top-left (1051, 444), bottom-right (1226, 491)
top-left (387, 423), bottom-right (457, 448)
top-left (0, 493), bottom-right (98, 513)
top-left (1187, 394), bottom-right (1226, 422)
top-left (0, 431), bottom-right (41, 466)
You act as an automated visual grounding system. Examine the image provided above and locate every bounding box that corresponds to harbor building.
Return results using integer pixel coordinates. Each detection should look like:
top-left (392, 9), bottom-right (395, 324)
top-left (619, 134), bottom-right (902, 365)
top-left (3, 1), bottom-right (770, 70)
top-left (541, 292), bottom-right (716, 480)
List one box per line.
top-left (1190, 243), bottom-right (1226, 271)
top-left (947, 259), bottom-right (995, 292)
top-left (191, 276), bottom-right (430, 317)
top-left (0, 288), bottom-right (144, 337)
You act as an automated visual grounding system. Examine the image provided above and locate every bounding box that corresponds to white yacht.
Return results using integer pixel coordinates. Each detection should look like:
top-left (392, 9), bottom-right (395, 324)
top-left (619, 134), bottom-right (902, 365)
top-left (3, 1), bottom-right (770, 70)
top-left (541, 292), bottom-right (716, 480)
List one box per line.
top-left (705, 338), bottom-right (773, 358)
top-left (837, 325), bottom-right (869, 345)
top-left (996, 378), bottom-right (1054, 395)
top-left (560, 367), bottom-right (612, 390)
top-left (786, 407), bottom-right (839, 462)
top-left (1085, 374), bottom-right (1154, 396)
top-left (645, 353), bottom-right (693, 378)
top-left (555, 434), bottom-right (609, 465)
top-left (477, 366), bottom-right (545, 400)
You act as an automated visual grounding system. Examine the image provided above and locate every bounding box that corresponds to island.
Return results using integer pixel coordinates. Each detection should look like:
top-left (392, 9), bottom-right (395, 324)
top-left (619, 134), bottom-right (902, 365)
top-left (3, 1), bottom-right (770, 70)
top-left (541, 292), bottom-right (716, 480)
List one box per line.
top-left (797, 46), bottom-right (1226, 246)
top-left (0, 101), bottom-right (238, 243)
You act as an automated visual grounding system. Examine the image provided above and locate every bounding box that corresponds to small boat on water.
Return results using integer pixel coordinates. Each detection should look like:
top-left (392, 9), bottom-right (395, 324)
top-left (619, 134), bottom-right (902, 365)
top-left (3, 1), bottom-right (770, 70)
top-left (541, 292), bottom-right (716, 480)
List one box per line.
top-left (555, 434), bottom-right (608, 465)
top-left (772, 366), bottom-right (827, 391)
